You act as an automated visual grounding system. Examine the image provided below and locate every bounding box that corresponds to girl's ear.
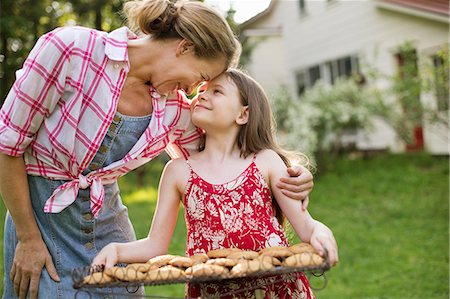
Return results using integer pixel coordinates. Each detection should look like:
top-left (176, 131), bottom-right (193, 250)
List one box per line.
top-left (176, 39), bottom-right (195, 56)
top-left (236, 106), bottom-right (249, 125)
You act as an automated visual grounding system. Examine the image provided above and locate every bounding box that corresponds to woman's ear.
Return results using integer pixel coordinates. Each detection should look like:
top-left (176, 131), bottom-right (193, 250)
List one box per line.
top-left (176, 39), bottom-right (195, 56)
top-left (236, 106), bottom-right (249, 125)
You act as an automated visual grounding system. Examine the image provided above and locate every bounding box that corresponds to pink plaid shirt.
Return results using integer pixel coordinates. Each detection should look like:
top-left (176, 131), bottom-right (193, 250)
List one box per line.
top-left (0, 26), bottom-right (200, 217)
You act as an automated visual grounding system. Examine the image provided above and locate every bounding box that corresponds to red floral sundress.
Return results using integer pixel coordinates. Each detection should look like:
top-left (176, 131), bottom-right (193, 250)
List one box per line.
top-left (183, 156), bottom-right (315, 299)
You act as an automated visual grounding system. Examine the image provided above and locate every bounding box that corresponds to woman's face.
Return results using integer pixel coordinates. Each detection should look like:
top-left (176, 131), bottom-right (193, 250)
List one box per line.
top-left (151, 40), bottom-right (227, 96)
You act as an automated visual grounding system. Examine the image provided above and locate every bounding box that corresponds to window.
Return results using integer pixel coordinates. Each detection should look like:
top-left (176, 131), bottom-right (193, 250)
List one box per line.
top-left (298, 0), bottom-right (306, 14)
top-left (432, 54), bottom-right (449, 111)
top-left (295, 66), bottom-right (321, 96)
top-left (308, 66), bottom-right (321, 86)
top-left (296, 55), bottom-right (360, 96)
top-left (296, 71), bottom-right (306, 96)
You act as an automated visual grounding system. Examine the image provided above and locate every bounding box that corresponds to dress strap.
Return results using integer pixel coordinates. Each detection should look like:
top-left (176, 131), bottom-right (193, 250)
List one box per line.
top-left (185, 158), bottom-right (193, 171)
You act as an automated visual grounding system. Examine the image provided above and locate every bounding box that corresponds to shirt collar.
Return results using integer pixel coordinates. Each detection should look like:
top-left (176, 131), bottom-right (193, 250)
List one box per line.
top-left (105, 27), bottom-right (138, 62)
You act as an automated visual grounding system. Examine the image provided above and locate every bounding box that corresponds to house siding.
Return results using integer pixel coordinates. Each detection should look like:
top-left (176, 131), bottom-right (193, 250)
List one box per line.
top-left (241, 0), bottom-right (449, 154)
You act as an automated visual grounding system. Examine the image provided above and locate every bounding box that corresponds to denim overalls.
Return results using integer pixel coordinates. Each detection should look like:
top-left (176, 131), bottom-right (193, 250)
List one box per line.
top-left (3, 112), bottom-right (151, 298)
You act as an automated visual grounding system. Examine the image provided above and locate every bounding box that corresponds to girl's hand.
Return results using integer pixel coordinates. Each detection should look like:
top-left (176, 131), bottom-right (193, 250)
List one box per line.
top-left (91, 243), bottom-right (119, 269)
top-left (310, 223), bottom-right (339, 266)
top-left (276, 165), bottom-right (313, 210)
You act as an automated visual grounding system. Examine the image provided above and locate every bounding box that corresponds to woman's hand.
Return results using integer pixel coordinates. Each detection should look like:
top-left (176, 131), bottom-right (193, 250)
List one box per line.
top-left (310, 222), bottom-right (339, 267)
top-left (91, 243), bottom-right (120, 269)
top-left (11, 238), bottom-right (59, 299)
top-left (276, 165), bottom-right (313, 210)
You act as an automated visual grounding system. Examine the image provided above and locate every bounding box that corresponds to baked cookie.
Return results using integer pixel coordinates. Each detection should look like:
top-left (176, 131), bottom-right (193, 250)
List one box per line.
top-left (256, 255), bottom-right (282, 266)
top-left (258, 246), bottom-right (293, 259)
top-left (144, 265), bottom-right (185, 281)
top-left (185, 263), bottom-right (229, 277)
top-left (83, 271), bottom-right (114, 285)
top-left (289, 243), bottom-right (317, 254)
top-left (230, 259), bottom-right (274, 276)
top-left (190, 253), bottom-right (209, 264)
top-left (207, 248), bottom-right (241, 258)
top-left (206, 258), bottom-right (237, 267)
top-left (107, 266), bottom-right (146, 282)
top-left (227, 250), bottom-right (259, 260)
top-left (169, 256), bottom-right (194, 268)
top-left (126, 263), bottom-right (156, 273)
top-left (147, 254), bottom-right (176, 268)
top-left (283, 252), bottom-right (324, 267)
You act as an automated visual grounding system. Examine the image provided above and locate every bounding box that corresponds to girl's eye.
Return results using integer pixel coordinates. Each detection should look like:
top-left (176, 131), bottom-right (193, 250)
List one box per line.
top-left (214, 89), bottom-right (221, 94)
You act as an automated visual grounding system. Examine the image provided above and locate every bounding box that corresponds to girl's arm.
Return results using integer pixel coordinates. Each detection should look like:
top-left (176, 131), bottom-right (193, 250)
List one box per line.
top-left (257, 150), bottom-right (338, 265)
top-left (92, 159), bottom-right (185, 268)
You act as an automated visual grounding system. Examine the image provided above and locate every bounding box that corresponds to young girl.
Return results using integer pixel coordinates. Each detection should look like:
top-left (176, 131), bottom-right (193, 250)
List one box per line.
top-left (93, 69), bottom-right (338, 298)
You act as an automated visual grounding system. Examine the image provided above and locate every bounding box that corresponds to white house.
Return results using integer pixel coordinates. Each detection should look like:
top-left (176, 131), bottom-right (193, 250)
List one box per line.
top-left (239, 0), bottom-right (449, 154)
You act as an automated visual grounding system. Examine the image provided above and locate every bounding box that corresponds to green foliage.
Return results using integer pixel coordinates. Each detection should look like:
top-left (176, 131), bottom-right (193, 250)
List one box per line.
top-left (0, 0), bottom-right (126, 105)
top-left (271, 78), bottom-right (373, 159)
top-left (366, 41), bottom-right (449, 144)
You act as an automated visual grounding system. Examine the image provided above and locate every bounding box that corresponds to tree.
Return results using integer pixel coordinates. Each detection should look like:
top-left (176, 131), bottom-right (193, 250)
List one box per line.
top-left (0, 0), bottom-right (126, 105)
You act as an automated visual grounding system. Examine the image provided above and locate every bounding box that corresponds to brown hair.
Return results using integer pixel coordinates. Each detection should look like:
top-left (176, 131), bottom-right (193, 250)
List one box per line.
top-left (123, 0), bottom-right (241, 68)
top-left (199, 68), bottom-right (310, 225)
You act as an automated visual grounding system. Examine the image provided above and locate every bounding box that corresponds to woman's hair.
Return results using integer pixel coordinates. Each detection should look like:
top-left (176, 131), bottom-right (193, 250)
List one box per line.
top-left (123, 0), bottom-right (241, 68)
top-left (199, 68), bottom-right (310, 225)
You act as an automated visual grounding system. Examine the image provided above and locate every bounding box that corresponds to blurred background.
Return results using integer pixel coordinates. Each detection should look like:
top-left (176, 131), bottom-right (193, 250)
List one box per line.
top-left (0, 0), bottom-right (448, 298)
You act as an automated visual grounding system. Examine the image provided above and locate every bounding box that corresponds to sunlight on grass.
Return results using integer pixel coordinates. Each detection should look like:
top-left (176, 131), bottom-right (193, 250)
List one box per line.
top-left (122, 187), bottom-right (158, 204)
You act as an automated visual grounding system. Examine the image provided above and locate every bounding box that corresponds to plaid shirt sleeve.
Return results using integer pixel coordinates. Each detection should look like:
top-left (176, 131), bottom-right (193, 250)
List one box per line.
top-left (0, 27), bottom-right (74, 156)
top-left (164, 92), bottom-right (201, 159)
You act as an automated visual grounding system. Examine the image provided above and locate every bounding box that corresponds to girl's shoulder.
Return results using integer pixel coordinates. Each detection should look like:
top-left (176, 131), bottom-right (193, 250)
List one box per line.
top-left (255, 149), bottom-right (283, 164)
top-left (254, 149), bottom-right (285, 180)
top-left (165, 158), bottom-right (190, 173)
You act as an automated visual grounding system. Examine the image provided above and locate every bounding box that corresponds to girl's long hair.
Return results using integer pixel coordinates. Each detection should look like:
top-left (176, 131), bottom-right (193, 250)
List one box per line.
top-left (199, 68), bottom-right (310, 225)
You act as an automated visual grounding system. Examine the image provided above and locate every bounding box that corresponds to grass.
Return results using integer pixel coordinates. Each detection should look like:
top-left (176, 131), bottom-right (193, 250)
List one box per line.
top-left (0, 153), bottom-right (448, 298)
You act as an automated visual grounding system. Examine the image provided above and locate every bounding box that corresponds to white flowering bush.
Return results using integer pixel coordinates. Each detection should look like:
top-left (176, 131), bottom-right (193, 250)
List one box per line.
top-left (270, 79), bottom-right (374, 161)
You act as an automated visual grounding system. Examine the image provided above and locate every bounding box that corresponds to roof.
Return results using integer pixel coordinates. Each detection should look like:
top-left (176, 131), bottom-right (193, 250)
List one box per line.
top-left (239, 0), bottom-right (278, 30)
top-left (376, 0), bottom-right (449, 22)
top-left (380, 0), bottom-right (449, 16)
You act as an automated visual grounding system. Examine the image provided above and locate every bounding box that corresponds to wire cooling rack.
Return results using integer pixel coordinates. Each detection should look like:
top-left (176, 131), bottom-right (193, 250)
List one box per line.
top-left (73, 253), bottom-right (330, 290)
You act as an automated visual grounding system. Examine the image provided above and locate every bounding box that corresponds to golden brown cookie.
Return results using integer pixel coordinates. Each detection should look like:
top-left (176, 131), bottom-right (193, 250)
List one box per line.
top-left (230, 259), bottom-right (274, 277)
top-left (289, 243), bottom-right (317, 255)
top-left (186, 263), bottom-right (229, 277)
top-left (282, 252), bottom-right (324, 267)
top-left (169, 256), bottom-right (194, 268)
top-left (104, 266), bottom-right (126, 279)
top-left (144, 265), bottom-right (185, 281)
top-left (147, 254), bottom-right (176, 268)
top-left (256, 255), bottom-right (282, 266)
top-left (206, 258), bottom-right (237, 267)
top-left (227, 250), bottom-right (259, 260)
top-left (258, 246), bottom-right (293, 259)
top-left (83, 271), bottom-right (114, 285)
top-left (190, 253), bottom-right (209, 264)
top-left (207, 248), bottom-right (241, 258)
top-left (126, 263), bottom-right (156, 273)
top-left (106, 266), bottom-right (146, 281)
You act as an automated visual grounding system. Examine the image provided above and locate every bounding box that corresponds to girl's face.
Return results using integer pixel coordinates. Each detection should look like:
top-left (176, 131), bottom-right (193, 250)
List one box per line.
top-left (191, 74), bottom-right (248, 130)
top-left (151, 40), bottom-right (226, 95)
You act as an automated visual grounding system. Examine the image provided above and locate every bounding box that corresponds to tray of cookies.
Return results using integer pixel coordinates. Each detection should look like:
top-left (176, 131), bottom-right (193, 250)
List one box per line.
top-left (73, 243), bottom-right (329, 289)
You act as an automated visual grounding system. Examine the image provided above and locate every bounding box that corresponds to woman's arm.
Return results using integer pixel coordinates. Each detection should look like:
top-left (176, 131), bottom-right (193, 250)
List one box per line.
top-left (0, 154), bottom-right (60, 299)
top-left (276, 165), bottom-right (313, 208)
top-left (92, 159), bottom-right (184, 268)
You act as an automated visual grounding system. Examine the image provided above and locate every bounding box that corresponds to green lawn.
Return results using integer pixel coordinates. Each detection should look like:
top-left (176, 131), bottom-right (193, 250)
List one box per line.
top-left (0, 153), bottom-right (448, 298)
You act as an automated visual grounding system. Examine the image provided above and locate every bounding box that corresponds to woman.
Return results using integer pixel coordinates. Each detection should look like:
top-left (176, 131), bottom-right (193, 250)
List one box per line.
top-left (0, 1), bottom-right (313, 298)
